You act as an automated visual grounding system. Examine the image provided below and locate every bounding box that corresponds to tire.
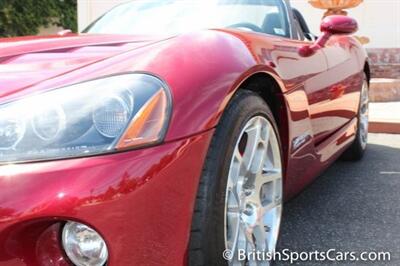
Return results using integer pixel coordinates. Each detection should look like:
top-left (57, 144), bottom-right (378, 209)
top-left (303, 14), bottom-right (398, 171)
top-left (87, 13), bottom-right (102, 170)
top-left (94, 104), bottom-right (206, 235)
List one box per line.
top-left (342, 74), bottom-right (369, 161)
top-left (189, 90), bottom-right (283, 266)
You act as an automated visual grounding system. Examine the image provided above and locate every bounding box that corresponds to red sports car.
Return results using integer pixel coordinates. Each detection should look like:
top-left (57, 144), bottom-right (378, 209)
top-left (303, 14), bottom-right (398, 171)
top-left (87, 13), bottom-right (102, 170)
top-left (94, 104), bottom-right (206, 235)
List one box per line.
top-left (0, 0), bottom-right (369, 265)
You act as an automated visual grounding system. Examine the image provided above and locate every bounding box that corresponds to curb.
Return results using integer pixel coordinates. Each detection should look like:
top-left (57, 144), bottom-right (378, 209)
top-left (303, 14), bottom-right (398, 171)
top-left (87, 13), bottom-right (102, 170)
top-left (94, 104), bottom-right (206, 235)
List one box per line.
top-left (369, 121), bottom-right (400, 134)
top-left (369, 78), bottom-right (400, 102)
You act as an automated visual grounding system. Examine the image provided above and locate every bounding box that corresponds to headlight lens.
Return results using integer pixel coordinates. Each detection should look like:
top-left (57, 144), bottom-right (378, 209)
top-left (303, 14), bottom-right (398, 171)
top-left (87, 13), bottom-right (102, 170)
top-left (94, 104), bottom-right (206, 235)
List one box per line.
top-left (92, 95), bottom-right (132, 138)
top-left (0, 74), bottom-right (170, 163)
top-left (32, 104), bottom-right (66, 141)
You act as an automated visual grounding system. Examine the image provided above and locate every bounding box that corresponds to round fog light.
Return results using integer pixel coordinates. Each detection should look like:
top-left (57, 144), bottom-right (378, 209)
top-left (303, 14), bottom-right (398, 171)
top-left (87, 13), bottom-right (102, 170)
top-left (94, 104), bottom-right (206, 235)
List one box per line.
top-left (62, 221), bottom-right (108, 266)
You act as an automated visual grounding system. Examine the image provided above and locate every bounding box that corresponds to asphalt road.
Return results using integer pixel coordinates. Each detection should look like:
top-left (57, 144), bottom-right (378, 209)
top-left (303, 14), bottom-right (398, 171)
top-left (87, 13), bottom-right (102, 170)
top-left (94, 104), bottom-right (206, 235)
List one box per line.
top-left (276, 134), bottom-right (400, 265)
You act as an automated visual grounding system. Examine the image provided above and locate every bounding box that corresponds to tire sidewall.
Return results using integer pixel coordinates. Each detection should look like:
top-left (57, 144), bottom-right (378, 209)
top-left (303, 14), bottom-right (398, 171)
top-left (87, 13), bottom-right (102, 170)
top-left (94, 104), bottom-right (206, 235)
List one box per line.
top-left (354, 74), bottom-right (369, 153)
top-left (198, 90), bottom-right (283, 265)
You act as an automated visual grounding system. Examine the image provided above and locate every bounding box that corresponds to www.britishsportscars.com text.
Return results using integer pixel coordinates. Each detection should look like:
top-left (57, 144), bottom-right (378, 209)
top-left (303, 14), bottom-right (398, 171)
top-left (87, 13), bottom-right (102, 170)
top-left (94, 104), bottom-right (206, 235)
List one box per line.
top-left (222, 248), bottom-right (391, 264)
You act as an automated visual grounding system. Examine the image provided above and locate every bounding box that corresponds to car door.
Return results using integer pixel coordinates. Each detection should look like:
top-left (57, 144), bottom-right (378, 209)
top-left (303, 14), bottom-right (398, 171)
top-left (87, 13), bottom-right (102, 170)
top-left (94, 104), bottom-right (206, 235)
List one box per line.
top-left (318, 35), bottom-right (363, 142)
top-left (289, 6), bottom-right (362, 144)
top-left (268, 38), bottom-right (334, 145)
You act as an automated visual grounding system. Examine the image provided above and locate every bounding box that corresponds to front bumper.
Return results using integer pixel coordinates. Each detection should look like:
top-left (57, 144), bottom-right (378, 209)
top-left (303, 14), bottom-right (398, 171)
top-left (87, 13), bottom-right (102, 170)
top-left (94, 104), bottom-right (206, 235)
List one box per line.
top-left (0, 130), bottom-right (214, 266)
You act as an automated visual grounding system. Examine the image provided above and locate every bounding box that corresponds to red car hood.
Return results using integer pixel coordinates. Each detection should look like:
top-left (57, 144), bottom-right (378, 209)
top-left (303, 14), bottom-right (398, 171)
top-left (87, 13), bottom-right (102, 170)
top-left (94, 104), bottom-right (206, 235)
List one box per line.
top-left (0, 34), bottom-right (164, 98)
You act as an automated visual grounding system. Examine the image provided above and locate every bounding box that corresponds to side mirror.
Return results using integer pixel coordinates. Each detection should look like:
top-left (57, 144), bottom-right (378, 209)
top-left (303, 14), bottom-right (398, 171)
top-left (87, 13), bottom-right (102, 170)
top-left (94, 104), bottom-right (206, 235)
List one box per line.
top-left (320, 15), bottom-right (358, 35)
top-left (298, 15), bottom-right (358, 57)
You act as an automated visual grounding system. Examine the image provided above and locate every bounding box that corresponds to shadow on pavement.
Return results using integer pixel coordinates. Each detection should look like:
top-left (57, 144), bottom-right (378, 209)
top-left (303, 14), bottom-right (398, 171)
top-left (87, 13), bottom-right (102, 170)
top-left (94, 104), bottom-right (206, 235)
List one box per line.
top-left (276, 142), bottom-right (400, 265)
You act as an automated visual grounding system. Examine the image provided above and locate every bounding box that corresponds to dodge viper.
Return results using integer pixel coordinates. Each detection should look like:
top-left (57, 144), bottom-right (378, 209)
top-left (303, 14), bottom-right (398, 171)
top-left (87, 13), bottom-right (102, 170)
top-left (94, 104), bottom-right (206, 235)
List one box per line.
top-left (0, 0), bottom-right (369, 265)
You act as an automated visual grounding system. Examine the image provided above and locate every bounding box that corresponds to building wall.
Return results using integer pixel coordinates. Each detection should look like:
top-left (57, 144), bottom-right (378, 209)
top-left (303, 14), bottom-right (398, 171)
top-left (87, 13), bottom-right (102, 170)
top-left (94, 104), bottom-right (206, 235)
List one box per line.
top-left (290, 0), bottom-right (400, 79)
top-left (78, 0), bottom-right (128, 32)
top-left (291, 0), bottom-right (400, 49)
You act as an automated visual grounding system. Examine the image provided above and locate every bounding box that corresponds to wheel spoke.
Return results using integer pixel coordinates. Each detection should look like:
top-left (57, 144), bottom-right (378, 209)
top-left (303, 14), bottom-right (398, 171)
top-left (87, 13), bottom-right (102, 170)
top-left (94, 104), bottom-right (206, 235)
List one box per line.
top-left (229, 148), bottom-right (243, 187)
top-left (263, 205), bottom-right (282, 253)
top-left (259, 169), bottom-right (281, 188)
top-left (246, 235), bottom-right (257, 266)
top-left (260, 118), bottom-right (270, 142)
top-left (227, 223), bottom-right (247, 266)
top-left (226, 194), bottom-right (240, 250)
top-left (228, 147), bottom-right (245, 204)
top-left (262, 196), bottom-right (281, 214)
top-left (253, 222), bottom-right (267, 251)
top-left (242, 122), bottom-right (263, 173)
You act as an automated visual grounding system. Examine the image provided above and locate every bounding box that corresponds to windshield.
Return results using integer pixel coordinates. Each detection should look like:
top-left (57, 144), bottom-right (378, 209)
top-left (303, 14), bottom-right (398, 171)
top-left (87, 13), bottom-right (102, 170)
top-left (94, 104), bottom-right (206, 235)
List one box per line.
top-left (84, 0), bottom-right (289, 37)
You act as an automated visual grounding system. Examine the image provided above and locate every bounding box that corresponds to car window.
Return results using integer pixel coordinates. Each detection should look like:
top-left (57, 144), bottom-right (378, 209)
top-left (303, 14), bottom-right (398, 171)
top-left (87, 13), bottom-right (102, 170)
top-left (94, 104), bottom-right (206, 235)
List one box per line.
top-left (85, 0), bottom-right (290, 38)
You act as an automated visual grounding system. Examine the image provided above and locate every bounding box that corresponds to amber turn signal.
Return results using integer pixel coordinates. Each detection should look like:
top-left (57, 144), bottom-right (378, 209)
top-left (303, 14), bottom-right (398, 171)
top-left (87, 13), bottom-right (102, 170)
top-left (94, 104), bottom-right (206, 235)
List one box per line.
top-left (116, 88), bottom-right (168, 149)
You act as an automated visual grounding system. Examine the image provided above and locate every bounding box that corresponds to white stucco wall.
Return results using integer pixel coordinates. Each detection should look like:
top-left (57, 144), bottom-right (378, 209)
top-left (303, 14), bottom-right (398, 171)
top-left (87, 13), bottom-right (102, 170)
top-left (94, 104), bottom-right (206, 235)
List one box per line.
top-left (78, 0), bottom-right (400, 48)
top-left (78, 0), bottom-right (128, 31)
top-left (291, 0), bottom-right (400, 48)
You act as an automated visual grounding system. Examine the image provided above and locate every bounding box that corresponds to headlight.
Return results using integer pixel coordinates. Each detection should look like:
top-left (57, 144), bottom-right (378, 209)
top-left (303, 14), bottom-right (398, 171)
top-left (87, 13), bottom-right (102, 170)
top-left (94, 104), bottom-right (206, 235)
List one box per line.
top-left (0, 74), bottom-right (171, 163)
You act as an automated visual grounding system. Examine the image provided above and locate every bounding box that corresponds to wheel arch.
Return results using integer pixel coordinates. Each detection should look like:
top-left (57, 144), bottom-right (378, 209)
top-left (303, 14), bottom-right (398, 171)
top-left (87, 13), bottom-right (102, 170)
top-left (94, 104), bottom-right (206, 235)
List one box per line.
top-left (232, 71), bottom-right (290, 174)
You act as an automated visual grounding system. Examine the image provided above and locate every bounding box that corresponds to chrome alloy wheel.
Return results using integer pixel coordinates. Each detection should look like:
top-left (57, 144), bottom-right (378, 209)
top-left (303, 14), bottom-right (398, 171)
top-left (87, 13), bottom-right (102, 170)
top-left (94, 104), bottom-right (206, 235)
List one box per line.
top-left (224, 116), bottom-right (283, 265)
top-left (359, 79), bottom-right (369, 149)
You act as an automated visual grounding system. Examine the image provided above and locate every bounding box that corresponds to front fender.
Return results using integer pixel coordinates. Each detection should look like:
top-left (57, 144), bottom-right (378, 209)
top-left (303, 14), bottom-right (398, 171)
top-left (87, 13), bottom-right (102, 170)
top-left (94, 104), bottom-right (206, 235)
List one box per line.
top-left (141, 30), bottom-right (284, 141)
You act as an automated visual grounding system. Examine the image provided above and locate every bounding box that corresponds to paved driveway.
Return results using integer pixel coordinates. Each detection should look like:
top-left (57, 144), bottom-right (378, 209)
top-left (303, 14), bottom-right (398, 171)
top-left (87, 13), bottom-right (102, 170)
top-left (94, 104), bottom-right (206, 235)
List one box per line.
top-left (276, 134), bottom-right (400, 265)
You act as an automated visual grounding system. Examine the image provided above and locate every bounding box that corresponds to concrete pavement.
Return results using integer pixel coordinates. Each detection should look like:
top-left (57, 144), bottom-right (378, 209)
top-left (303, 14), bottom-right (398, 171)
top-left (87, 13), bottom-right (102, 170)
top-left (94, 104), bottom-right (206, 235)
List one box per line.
top-left (276, 134), bottom-right (400, 265)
